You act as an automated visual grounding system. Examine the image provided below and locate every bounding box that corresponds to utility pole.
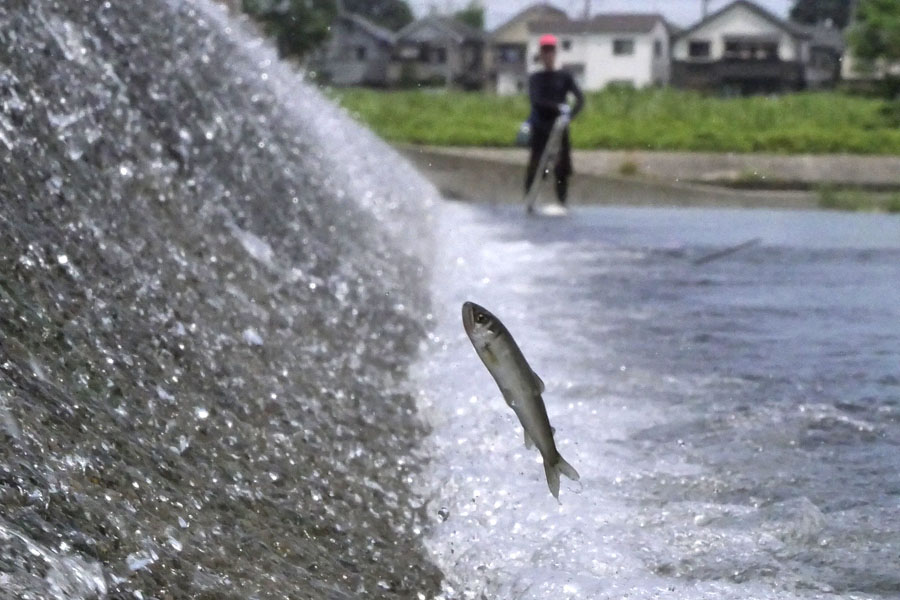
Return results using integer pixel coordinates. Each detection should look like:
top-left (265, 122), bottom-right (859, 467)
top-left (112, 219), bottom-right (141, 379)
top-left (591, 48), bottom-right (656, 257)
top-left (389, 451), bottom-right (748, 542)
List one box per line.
top-left (701, 0), bottom-right (710, 19)
top-left (583, 0), bottom-right (591, 20)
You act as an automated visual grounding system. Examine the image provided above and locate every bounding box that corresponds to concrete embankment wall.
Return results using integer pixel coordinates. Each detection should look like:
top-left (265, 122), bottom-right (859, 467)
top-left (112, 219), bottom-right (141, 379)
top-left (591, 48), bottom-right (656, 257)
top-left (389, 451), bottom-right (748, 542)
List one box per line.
top-left (400, 145), bottom-right (900, 209)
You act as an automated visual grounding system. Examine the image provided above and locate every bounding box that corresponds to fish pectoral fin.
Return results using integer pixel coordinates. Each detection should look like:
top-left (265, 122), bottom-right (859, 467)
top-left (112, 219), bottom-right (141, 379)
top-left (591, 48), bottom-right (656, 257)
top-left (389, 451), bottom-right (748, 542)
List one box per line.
top-left (531, 370), bottom-right (545, 393)
top-left (524, 430), bottom-right (535, 449)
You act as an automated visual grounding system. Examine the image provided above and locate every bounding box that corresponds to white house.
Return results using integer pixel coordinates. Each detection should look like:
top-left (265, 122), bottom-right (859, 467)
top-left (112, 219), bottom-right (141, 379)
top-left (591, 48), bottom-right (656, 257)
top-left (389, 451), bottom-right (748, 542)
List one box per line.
top-left (489, 3), bottom-right (568, 95)
top-left (394, 16), bottom-right (486, 89)
top-left (527, 14), bottom-right (672, 91)
top-left (671, 0), bottom-right (813, 94)
top-left (313, 13), bottom-right (396, 87)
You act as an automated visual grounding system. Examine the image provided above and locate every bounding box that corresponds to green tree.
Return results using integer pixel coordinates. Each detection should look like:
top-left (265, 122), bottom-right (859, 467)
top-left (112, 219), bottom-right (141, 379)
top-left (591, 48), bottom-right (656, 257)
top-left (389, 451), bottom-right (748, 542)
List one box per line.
top-left (848, 0), bottom-right (900, 65)
top-left (848, 0), bottom-right (900, 97)
top-left (242, 0), bottom-right (337, 59)
top-left (453, 1), bottom-right (484, 30)
top-left (790, 0), bottom-right (853, 29)
top-left (343, 0), bottom-right (414, 31)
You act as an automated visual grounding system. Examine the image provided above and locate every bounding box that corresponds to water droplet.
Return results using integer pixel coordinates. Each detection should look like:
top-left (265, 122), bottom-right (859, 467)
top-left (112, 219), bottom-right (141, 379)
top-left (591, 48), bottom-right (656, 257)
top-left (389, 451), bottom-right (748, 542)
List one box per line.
top-left (126, 553), bottom-right (154, 571)
top-left (242, 328), bottom-right (264, 346)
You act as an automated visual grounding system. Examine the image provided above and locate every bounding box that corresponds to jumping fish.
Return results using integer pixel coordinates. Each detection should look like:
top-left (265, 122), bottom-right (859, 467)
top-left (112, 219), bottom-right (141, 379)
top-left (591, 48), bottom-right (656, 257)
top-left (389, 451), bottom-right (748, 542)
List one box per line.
top-left (461, 301), bottom-right (579, 498)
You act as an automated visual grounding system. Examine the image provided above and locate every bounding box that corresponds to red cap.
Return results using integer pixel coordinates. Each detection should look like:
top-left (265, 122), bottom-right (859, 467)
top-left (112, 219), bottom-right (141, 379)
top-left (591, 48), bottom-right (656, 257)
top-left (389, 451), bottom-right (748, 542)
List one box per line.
top-left (539, 34), bottom-right (558, 48)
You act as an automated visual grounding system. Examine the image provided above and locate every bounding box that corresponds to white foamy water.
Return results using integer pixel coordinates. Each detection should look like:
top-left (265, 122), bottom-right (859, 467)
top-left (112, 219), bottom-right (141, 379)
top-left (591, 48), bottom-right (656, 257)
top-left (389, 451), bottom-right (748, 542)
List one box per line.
top-left (415, 202), bottom-right (900, 599)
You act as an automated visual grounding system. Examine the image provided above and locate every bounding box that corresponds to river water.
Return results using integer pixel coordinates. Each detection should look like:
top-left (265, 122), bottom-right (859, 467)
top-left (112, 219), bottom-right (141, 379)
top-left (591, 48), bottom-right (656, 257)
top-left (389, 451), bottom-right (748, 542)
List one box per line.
top-left (417, 203), bottom-right (900, 599)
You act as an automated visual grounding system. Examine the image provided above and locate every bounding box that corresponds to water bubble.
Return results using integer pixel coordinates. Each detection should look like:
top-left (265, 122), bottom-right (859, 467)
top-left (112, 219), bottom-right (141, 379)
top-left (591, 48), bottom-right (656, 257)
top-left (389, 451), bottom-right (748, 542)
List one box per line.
top-left (438, 507), bottom-right (450, 521)
top-left (242, 328), bottom-right (264, 346)
top-left (125, 552), bottom-right (154, 571)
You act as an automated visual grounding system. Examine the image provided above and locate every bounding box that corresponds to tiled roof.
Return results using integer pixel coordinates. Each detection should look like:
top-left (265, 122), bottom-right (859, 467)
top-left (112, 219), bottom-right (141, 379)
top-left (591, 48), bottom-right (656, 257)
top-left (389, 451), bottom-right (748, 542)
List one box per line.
top-left (674, 0), bottom-right (810, 40)
top-left (397, 15), bottom-right (485, 43)
top-left (341, 13), bottom-right (396, 45)
top-left (794, 23), bottom-right (845, 51)
top-left (529, 13), bottom-right (667, 35)
top-left (492, 3), bottom-right (568, 34)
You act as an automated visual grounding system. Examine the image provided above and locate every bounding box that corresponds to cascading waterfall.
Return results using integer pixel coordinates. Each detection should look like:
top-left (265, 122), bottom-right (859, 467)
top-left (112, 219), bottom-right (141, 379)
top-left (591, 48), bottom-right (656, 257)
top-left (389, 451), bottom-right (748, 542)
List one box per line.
top-left (0, 0), bottom-right (442, 597)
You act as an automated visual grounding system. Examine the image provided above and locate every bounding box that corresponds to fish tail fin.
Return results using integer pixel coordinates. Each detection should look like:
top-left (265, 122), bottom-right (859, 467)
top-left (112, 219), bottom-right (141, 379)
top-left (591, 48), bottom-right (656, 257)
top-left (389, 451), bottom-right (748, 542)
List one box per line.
top-left (557, 454), bottom-right (580, 482)
top-left (542, 453), bottom-right (580, 499)
top-left (543, 460), bottom-right (561, 499)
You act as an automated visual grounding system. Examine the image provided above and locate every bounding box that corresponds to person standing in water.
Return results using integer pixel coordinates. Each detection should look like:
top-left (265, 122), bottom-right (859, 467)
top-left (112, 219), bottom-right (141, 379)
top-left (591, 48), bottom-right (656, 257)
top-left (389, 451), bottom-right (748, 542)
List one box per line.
top-left (525, 34), bottom-right (584, 207)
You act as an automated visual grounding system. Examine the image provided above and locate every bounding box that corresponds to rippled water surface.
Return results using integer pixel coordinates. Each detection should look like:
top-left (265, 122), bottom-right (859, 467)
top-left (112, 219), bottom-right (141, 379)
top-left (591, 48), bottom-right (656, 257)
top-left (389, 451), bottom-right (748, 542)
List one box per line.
top-left (417, 203), bottom-right (900, 599)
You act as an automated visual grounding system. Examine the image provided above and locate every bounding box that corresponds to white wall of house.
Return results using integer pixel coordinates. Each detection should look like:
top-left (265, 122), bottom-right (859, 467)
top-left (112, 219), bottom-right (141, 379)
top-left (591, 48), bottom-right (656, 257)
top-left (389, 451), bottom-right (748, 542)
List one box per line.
top-left (496, 71), bottom-right (523, 95)
top-left (649, 21), bottom-right (671, 86)
top-left (672, 3), bottom-right (800, 62)
top-left (490, 7), bottom-right (567, 95)
top-left (526, 23), bottom-right (670, 90)
top-left (841, 50), bottom-right (900, 81)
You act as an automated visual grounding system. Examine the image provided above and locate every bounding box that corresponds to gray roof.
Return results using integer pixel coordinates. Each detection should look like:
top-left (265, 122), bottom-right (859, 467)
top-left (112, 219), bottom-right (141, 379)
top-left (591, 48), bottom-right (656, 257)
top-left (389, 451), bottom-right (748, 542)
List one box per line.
top-left (674, 0), bottom-right (810, 40)
top-left (340, 12), bottom-right (396, 46)
top-left (492, 3), bottom-right (568, 35)
top-left (794, 23), bottom-right (845, 51)
top-left (396, 16), bottom-right (485, 43)
top-left (529, 13), bottom-right (667, 35)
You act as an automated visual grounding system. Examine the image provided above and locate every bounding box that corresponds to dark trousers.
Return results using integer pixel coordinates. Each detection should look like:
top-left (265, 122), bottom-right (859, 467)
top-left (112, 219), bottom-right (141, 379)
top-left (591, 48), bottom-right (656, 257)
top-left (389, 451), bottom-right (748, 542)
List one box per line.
top-left (525, 124), bottom-right (572, 204)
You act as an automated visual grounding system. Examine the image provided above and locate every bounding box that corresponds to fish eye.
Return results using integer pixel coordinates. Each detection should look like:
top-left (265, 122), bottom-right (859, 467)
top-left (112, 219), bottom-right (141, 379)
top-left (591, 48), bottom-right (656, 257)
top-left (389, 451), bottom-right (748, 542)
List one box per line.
top-left (475, 312), bottom-right (487, 324)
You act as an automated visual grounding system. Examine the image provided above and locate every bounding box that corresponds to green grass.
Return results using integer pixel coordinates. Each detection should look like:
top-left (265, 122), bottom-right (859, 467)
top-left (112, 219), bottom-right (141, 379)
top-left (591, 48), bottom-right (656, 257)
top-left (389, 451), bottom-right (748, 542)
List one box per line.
top-left (818, 186), bottom-right (900, 212)
top-left (331, 87), bottom-right (900, 155)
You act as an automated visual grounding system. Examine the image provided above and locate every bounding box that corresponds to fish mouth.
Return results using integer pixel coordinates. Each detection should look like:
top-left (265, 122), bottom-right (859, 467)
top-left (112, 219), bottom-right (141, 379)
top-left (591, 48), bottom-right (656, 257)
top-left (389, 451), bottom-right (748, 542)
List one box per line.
top-left (461, 301), bottom-right (476, 334)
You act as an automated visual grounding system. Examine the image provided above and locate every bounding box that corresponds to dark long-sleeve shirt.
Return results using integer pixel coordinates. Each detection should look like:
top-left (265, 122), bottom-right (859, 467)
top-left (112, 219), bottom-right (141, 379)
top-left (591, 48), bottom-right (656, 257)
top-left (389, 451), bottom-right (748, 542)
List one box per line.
top-left (528, 69), bottom-right (584, 129)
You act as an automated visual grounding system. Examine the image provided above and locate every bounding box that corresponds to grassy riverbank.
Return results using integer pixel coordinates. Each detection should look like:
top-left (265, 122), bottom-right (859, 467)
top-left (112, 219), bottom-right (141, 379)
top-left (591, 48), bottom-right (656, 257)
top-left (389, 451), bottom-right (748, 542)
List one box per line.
top-left (334, 88), bottom-right (900, 155)
top-left (817, 186), bottom-right (900, 212)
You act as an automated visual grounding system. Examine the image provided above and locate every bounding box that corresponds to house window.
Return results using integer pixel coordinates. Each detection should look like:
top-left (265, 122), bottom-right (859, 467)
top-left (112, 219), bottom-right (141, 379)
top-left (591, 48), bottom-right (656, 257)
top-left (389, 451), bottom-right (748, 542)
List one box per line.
top-left (562, 39), bottom-right (572, 51)
top-left (724, 39), bottom-right (778, 61)
top-left (399, 45), bottom-right (419, 60)
top-left (499, 45), bottom-right (524, 64)
top-left (613, 39), bottom-right (634, 56)
top-left (688, 40), bottom-right (711, 58)
top-left (355, 46), bottom-right (367, 61)
top-left (433, 47), bottom-right (447, 64)
top-left (654, 39), bottom-right (663, 58)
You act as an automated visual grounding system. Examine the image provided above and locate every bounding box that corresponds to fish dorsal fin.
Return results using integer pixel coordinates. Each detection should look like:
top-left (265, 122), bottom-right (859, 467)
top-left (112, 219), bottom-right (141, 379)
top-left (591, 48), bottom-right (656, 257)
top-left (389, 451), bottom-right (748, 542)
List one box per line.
top-left (531, 370), bottom-right (545, 393)
top-left (524, 430), bottom-right (534, 450)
